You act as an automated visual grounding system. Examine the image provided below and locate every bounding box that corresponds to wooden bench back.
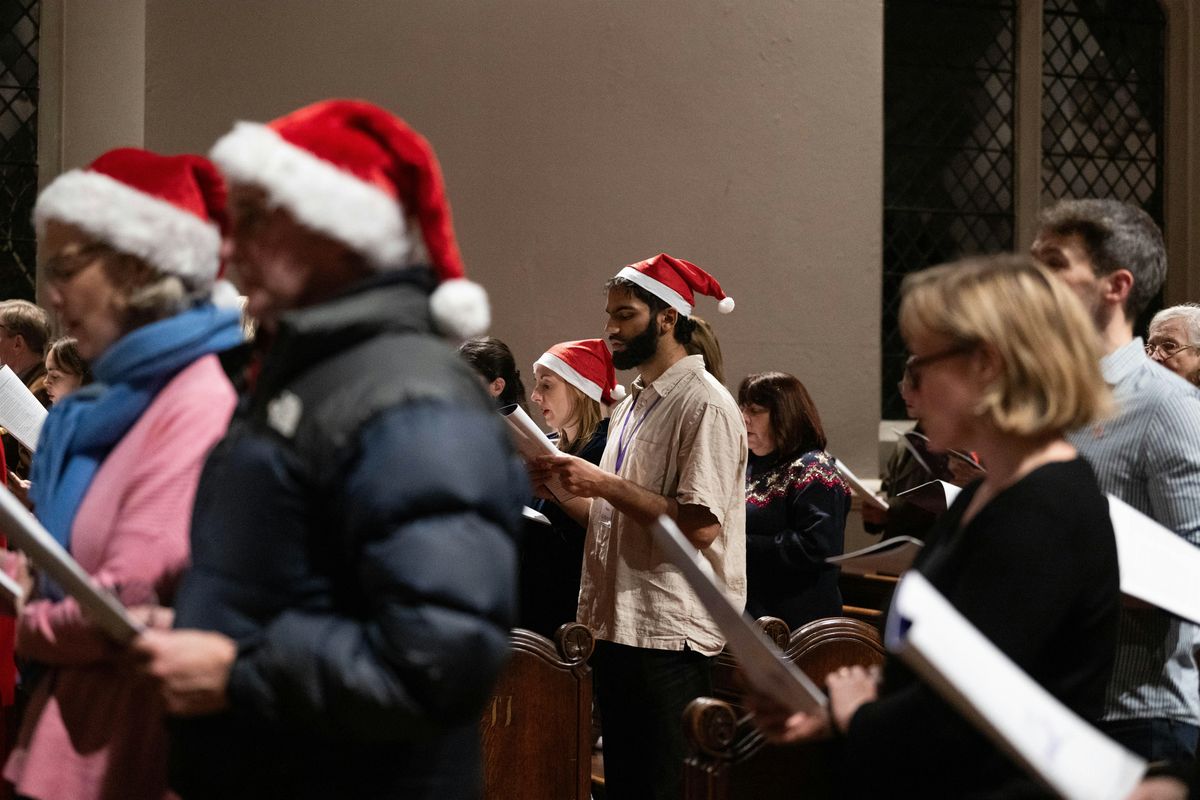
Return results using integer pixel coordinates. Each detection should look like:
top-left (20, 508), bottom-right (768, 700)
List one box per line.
top-left (683, 617), bottom-right (885, 800)
top-left (480, 623), bottom-right (594, 800)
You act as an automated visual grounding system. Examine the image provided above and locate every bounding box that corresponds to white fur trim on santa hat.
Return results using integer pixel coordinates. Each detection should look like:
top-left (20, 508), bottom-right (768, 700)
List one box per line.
top-left (210, 121), bottom-right (411, 270)
top-left (615, 266), bottom-right (693, 317)
top-left (34, 170), bottom-right (221, 285)
top-left (430, 278), bottom-right (489, 339)
top-left (535, 351), bottom-right (605, 405)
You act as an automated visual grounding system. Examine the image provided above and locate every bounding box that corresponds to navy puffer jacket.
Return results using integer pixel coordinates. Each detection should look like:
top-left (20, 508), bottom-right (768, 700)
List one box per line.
top-left (170, 270), bottom-right (524, 800)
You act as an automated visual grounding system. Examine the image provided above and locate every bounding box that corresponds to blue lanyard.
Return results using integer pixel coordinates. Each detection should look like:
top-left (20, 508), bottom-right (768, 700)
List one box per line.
top-left (614, 394), bottom-right (663, 473)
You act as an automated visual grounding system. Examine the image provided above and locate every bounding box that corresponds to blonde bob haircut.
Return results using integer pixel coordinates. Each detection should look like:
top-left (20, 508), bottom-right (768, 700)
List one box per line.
top-left (555, 381), bottom-right (604, 456)
top-left (899, 254), bottom-right (1112, 437)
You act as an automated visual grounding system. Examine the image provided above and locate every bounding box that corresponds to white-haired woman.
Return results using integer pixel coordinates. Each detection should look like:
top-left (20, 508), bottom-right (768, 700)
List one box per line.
top-left (1146, 304), bottom-right (1200, 386)
top-left (4, 148), bottom-right (241, 800)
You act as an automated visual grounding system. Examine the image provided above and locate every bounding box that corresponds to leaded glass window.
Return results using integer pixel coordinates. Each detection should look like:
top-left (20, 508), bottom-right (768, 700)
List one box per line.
top-left (882, 0), bottom-right (1017, 420)
top-left (0, 0), bottom-right (37, 303)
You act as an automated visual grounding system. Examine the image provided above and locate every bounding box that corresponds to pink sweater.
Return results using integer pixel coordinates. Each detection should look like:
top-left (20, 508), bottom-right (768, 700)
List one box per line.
top-left (4, 355), bottom-right (236, 800)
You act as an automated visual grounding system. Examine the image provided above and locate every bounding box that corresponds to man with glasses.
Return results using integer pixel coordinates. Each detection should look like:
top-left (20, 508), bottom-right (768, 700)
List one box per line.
top-left (1032, 198), bottom-right (1200, 762)
top-left (0, 299), bottom-right (50, 477)
top-left (1146, 304), bottom-right (1200, 387)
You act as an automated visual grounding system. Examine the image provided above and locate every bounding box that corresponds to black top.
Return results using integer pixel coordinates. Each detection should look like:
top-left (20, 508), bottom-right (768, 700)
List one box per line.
top-left (521, 419), bottom-right (609, 638)
top-left (744, 449), bottom-right (849, 629)
top-left (846, 458), bottom-right (1121, 798)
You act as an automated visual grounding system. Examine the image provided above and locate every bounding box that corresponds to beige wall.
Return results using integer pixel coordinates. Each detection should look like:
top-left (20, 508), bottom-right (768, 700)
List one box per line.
top-left (139, 0), bottom-right (885, 483)
top-left (37, 0), bottom-right (145, 181)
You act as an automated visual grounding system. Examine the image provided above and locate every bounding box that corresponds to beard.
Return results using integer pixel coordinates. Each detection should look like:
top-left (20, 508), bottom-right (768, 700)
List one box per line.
top-left (611, 317), bottom-right (661, 370)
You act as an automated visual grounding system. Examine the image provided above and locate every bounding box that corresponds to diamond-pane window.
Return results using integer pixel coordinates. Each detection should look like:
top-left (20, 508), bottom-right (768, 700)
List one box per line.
top-left (882, 0), bottom-right (1016, 419)
top-left (1041, 0), bottom-right (1164, 330)
top-left (0, 0), bottom-right (37, 303)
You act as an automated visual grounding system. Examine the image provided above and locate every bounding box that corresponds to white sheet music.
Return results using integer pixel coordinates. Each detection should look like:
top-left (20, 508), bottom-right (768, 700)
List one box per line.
top-left (834, 458), bottom-right (888, 511)
top-left (827, 535), bottom-right (923, 576)
top-left (896, 480), bottom-right (961, 514)
top-left (0, 484), bottom-right (139, 643)
top-left (1109, 494), bottom-right (1200, 625)
top-left (652, 516), bottom-right (827, 715)
top-left (500, 404), bottom-right (575, 503)
top-left (887, 572), bottom-right (1145, 800)
top-left (0, 365), bottom-right (47, 452)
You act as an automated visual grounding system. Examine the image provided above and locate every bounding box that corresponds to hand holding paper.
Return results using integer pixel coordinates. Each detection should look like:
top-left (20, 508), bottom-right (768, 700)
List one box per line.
top-left (501, 404), bottom-right (576, 503)
top-left (0, 483), bottom-right (138, 642)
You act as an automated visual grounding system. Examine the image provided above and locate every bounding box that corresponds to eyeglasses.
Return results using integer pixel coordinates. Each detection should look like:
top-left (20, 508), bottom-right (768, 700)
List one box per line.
top-left (1145, 339), bottom-right (1199, 359)
top-left (903, 344), bottom-right (976, 391)
top-left (43, 243), bottom-right (112, 285)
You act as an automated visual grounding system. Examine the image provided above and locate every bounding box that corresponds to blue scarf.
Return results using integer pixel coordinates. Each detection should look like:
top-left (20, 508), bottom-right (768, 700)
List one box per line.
top-left (29, 304), bottom-right (244, 550)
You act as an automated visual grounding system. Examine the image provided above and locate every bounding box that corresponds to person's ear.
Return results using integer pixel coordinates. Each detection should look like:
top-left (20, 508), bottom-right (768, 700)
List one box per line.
top-left (974, 341), bottom-right (1003, 385)
top-left (1102, 269), bottom-right (1134, 309)
top-left (659, 307), bottom-right (678, 336)
top-left (488, 376), bottom-right (506, 399)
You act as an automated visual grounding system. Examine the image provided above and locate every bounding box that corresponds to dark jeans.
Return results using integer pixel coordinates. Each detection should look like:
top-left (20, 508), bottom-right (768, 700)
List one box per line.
top-left (1098, 717), bottom-right (1200, 762)
top-left (593, 639), bottom-right (712, 800)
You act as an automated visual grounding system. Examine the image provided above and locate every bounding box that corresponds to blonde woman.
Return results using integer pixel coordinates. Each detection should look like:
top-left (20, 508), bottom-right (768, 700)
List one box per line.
top-left (522, 338), bottom-right (622, 637)
top-left (752, 254), bottom-right (1120, 798)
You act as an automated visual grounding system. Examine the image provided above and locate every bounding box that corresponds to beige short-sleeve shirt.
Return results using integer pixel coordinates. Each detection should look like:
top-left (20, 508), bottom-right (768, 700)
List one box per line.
top-left (578, 354), bottom-right (748, 655)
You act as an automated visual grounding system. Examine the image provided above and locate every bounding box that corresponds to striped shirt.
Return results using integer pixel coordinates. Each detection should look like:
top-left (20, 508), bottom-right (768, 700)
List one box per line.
top-left (1068, 337), bottom-right (1200, 725)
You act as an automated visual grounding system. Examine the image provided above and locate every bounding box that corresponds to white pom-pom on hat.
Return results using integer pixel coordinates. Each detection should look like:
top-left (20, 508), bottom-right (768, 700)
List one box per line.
top-left (717, 296), bottom-right (735, 314)
top-left (430, 278), bottom-right (490, 339)
top-left (611, 383), bottom-right (627, 402)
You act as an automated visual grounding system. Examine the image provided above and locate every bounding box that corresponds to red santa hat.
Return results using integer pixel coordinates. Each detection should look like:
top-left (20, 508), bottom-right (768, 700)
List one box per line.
top-left (34, 148), bottom-right (228, 291)
top-left (209, 99), bottom-right (488, 337)
top-left (535, 339), bottom-right (627, 406)
top-left (615, 253), bottom-right (734, 317)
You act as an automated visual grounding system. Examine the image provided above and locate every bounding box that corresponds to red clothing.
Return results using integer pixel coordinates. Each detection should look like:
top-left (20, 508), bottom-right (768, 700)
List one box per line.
top-left (4, 356), bottom-right (235, 800)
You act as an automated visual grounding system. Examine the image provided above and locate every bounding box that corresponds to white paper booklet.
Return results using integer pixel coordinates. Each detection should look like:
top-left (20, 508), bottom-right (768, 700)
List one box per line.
top-left (651, 516), bottom-right (826, 715)
top-left (826, 535), bottom-right (923, 576)
top-left (886, 572), bottom-right (1145, 800)
top-left (896, 480), bottom-right (961, 514)
top-left (1109, 494), bottom-right (1200, 625)
top-left (0, 484), bottom-right (139, 642)
top-left (834, 458), bottom-right (888, 511)
top-left (521, 505), bottom-right (551, 526)
top-left (0, 365), bottom-right (47, 452)
top-left (500, 404), bottom-right (575, 503)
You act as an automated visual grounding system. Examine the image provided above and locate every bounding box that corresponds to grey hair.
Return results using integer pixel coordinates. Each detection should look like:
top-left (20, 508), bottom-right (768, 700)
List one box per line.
top-left (125, 274), bottom-right (206, 321)
top-left (1149, 303), bottom-right (1200, 346)
top-left (1038, 199), bottom-right (1166, 317)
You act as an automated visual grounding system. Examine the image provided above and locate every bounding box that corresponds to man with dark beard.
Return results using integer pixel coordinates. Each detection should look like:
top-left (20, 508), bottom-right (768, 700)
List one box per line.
top-left (532, 253), bottom-right (746, 800)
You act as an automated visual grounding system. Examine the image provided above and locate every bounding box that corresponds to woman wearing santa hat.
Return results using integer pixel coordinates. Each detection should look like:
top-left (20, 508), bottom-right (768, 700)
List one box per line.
top-left (520, 338), bottom-right (623, 637)
top-left (4, 148), bottom-right (241, 800)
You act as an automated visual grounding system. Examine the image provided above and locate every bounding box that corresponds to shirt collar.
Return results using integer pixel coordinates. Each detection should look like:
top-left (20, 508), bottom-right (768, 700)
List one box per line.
top-left (630, 354), bottom-right (705, 400)
top-left (1100, 337), bottom-right (1146, 386)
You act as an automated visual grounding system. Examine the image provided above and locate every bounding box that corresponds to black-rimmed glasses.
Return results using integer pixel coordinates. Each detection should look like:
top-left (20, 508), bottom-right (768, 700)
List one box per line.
top-left (903, 344), bottom-right (975, 390)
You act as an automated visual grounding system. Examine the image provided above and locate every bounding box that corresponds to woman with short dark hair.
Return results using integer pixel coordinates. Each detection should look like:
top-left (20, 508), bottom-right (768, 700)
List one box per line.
top-left (737, 371), bottom-right (849, 629)
top-left (458, 335), bottom-right (527, 410)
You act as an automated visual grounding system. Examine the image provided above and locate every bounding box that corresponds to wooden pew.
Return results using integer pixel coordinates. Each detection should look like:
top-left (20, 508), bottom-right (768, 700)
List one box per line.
top-left (681, 617), bottom-right (886, 800)
top-left (838, 572), bottom-right (899, 631)
top-left (711, 616), bottom-right (790, 708)
top-left (480, 623), bottom-right (595, 800)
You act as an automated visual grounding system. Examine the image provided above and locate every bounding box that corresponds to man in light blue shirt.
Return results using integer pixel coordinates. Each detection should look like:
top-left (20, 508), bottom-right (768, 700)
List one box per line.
top-left (1033, 199), bottom-right (1200, 762)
